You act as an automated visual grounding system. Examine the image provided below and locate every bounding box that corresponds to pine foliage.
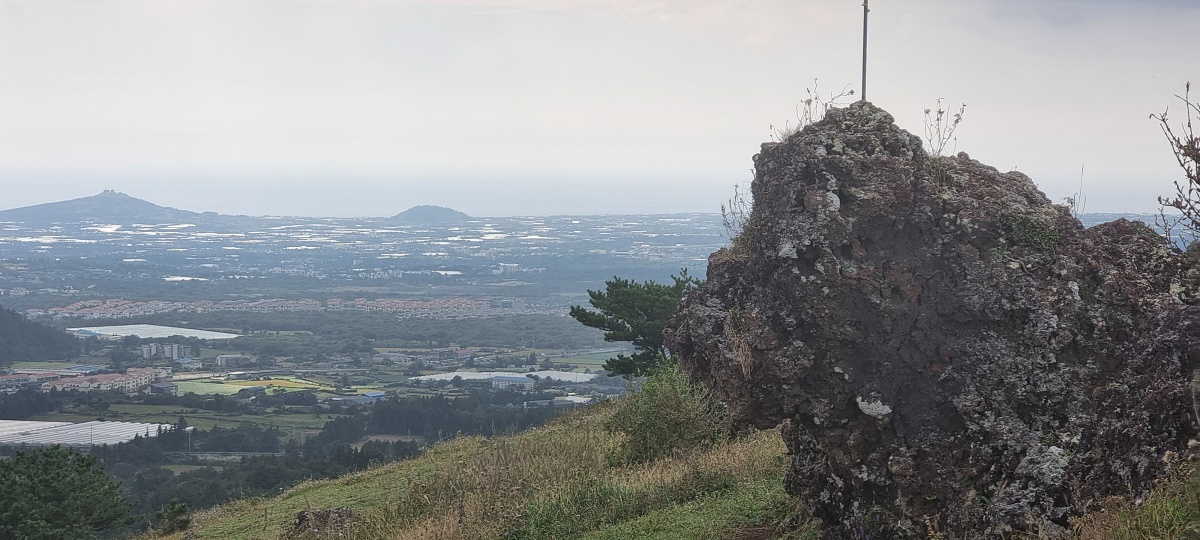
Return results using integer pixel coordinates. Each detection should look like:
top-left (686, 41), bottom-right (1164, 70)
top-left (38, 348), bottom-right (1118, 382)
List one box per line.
top-left (0, 445), bottom-right (133, 539)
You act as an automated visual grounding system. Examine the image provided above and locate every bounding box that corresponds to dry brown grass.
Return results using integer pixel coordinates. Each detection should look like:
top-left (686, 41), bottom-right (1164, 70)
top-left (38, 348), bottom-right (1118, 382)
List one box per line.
top-left (361, 406), bottom-right (622, 540)
top-left (1070, 465), bottom-right (1200, 540)
top-left (357, 402), bottom-right (784, 540)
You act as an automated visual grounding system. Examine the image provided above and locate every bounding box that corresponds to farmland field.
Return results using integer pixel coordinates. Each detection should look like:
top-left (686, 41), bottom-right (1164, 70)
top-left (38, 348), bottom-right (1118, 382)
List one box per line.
top-left (224, 378), bottom-right (332, 390)
top-left (163, 464), bottom-right (222, 475)
top-left (10, 361), bottom-right (87, 370)
top-left (557, 353), bottom-right (613, 364)
top-left (171, 376), bottom-right (335, 396)
top-left (173, 380), bottom-right (244, 395)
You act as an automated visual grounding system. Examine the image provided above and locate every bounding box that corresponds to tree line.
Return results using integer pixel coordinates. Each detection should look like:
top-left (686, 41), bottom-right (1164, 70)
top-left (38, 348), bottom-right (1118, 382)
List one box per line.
top-left (0, 303), bottom-right (79, 367)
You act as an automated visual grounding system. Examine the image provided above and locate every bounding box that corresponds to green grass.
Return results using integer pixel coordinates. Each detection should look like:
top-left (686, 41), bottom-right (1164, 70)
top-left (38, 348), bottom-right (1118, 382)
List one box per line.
top-left (9, 361), bottom-right (78, 369)
top-left (142, 401), bottom-right (793, 540)
top-left (1070, 467), bottom-right (1200, 539)
top-left (130, 390), bottom-right (1196, 540)
top-left (557, 353), bottom-right (619, 366)
top-left (154, 437), bottom-right (486, 540)
top-left (242, 330), bottom-right (312, 336)
top-left (219, 377), bottom-right (335, 393)
top-left (108, 404), bottom-right (198, 415)
top-left (173, 380), bottom-right (245, 395)
top-left (193, 347), bottom-right (227, 359)
top-left (583, 480), bottom-right (811, 540)
top-left (162, 464), bottom-right (221, 475)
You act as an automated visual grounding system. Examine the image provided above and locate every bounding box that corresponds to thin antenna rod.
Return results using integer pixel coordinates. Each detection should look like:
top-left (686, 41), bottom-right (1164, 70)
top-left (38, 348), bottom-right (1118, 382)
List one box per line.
top-left (861, 1), bottom-right (869, 101)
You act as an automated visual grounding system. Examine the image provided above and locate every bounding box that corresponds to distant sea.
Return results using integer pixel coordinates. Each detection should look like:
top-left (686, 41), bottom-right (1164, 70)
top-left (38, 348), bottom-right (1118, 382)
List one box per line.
top-left (1077, 213), bottom-right (1157, 228)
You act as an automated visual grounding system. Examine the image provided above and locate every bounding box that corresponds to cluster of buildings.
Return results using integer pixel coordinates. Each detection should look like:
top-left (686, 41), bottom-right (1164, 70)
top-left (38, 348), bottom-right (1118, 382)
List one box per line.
top-left (30, 298), bottom-right (324, 319)
top-left (141, 342), bottom-right (183, 360)
top-left (0, 366), bottom-right (171, 395)
top-left (39, 367), bottom-right (171, 393)
top-left (0, 371), bottom-right (72, 390)
top-left (31, 296), bottom-right (533, 320)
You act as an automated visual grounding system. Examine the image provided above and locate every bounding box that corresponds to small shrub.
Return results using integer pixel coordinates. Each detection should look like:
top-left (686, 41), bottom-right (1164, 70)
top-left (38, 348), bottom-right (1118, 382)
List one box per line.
top-left (721, 181), bottom-right (758, 261)
top-left (1063, 165), bottom-right (1087, 219)
top-left (1004, 215), bottom-right (1061, 252)
top-left (770, 79), bottom-right (855, 142)
top-left (721, 182), bottom-right (753, 247)
top-left (1154, 82), bottom-right (1200, 248)
top-left (605, 363), bottom-right (728, 465)
top-left (924, 99), bottom-right (966, 157)
top-left (155, 498), bottom-right (191, 535)
top-left (764, 487), bottom-right (821, 540)
top-left (726, 308), bottom-right (755, 378)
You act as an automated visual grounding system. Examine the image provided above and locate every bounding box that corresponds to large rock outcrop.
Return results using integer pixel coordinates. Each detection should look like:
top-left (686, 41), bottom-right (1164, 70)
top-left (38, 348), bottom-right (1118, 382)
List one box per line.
top-left (665, 102), bottom-right (1200, 537)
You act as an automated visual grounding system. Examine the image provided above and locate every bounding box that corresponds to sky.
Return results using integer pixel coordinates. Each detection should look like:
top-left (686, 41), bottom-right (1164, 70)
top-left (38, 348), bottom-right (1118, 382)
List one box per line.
top-left (0, 0), bottom-right (1197, 218)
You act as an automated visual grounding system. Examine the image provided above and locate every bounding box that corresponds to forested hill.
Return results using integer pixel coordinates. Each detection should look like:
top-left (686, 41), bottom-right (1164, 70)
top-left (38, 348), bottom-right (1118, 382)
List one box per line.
top-left (0, 304), bottom-right (78, 367)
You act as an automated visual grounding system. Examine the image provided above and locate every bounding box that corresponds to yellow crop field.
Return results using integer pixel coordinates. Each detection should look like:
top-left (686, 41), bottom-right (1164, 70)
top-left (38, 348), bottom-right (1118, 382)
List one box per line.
top-left (225, 378), bottom-right (329, 390)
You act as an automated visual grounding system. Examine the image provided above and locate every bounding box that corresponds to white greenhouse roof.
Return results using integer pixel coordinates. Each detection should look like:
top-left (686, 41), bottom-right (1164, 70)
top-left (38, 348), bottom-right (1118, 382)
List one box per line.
top-left (0, 420), bottom-right (174, 448)
top-left (68, 324), bottom-right (239, 340)
top-left (0, 421), bottom-right (72, 437)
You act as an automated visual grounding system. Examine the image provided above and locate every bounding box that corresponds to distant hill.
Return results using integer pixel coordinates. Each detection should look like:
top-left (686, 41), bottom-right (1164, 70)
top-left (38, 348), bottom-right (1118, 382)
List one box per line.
top-left (0, 190), bottom-right (206, 224)
top-left (0, 304), bottom-right (78, 368)
top-left (389, 205), bottom-right (472, 224)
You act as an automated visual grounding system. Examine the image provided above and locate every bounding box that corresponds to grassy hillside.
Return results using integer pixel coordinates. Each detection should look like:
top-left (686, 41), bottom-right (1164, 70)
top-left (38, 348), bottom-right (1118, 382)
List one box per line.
top-left (146, 400), bottom-right (810, 540)
top-left (142, 390), bottom-right (1197, 539)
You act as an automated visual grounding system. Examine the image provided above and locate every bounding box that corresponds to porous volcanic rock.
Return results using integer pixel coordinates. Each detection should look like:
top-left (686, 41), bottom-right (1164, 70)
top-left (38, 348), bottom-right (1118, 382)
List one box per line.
top-left (665, 101), bottom-right (1199, 537)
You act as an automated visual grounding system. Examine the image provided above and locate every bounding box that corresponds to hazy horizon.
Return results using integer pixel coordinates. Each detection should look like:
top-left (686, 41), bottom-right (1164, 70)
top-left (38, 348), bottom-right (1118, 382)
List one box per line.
top-left (2, 0), bottom-right (1197, 217)
top-left (0, 188), bottom-right (1169, 220)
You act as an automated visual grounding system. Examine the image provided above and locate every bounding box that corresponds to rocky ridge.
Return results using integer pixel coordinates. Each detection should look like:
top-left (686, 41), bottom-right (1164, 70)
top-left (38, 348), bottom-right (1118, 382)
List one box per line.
top-left (666, 102), bottom-right (1200, 537)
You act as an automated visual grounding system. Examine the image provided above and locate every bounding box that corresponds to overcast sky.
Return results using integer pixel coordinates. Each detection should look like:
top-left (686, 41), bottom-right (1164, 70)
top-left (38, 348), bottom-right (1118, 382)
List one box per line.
top-left (1, 0), bottom-right (1197, 217)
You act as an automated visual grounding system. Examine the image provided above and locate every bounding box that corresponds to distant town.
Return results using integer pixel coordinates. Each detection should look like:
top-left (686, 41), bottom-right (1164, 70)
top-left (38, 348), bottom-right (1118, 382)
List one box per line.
top-left (0, 193), bottom-right (726, 320)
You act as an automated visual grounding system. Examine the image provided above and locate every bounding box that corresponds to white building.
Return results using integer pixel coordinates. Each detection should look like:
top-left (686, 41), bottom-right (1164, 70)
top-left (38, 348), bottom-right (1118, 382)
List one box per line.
top-left (491, 375), bottom-right (535, 390)
top-left (41, 368), bottom-right (169, 394)
top-left (215, 354), bottom-right (250, 368)
top-left (141, 343), bottom-right (183, 360)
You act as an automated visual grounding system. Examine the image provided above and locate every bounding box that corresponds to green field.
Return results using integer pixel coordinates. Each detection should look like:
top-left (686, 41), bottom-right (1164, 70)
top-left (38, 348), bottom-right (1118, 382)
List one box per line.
top-left (10, 361), bottom-right (81, 369)
top-left (174, 380), bottom-right (245, 395)
top-left (171, 376), bottom-right (336, 396)
top-left (163, 464), bottom-right (222, 475)
top-left (556, 352), bottom-right (615, 365)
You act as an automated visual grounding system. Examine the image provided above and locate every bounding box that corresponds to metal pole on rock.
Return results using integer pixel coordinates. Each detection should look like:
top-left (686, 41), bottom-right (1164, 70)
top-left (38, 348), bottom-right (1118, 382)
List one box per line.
top-left (862, 1), bottom-right (870, 101)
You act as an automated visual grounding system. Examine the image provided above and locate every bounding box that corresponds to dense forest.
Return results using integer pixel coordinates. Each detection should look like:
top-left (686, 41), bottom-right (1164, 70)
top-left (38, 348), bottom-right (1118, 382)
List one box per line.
top-left (0, 303), bottom-right (78, 367)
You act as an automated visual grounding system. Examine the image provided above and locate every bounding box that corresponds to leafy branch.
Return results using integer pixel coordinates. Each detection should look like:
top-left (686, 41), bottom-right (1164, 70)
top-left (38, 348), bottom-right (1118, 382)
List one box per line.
top-left (1154, 82), bottom-right (1200, 249)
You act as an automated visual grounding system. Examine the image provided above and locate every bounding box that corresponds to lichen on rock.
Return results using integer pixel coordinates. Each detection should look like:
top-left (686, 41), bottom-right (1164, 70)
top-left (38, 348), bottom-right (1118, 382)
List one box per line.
top-left (665, 101), bottom-right (1200, 538)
